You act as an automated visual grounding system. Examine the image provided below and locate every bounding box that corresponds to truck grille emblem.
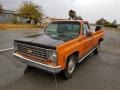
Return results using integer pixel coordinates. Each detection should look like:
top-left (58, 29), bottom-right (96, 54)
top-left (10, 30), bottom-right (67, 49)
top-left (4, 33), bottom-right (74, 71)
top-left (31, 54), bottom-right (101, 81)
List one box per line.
top-left (27, 49), bottom-right (32, 53)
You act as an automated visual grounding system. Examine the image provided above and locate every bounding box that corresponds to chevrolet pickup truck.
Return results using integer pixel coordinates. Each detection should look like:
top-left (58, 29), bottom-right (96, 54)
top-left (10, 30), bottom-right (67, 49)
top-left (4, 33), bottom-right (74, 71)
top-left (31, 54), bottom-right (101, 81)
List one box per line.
top-left (13, 20), bottom-right (104, 79)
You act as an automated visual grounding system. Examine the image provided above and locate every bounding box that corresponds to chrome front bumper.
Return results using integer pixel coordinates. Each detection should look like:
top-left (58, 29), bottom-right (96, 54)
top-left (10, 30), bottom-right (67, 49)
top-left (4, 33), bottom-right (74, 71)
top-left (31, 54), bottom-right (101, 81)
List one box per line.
top-left (13, 53), bottom-right (62, 73)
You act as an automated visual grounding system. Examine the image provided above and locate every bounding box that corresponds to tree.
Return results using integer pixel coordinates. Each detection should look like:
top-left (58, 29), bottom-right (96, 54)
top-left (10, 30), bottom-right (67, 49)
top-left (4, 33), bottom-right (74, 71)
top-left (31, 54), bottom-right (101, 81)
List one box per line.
top-left (111, 20), bottom-right (117, 25)
top-left (96, 18), bottom-right (118, 28)
top-left (68, 10), bottom-right (82, 20)
top-left (18, 1), bottom-right (43, 24)
top-left (0, 3), bottom-right (3, 14)
top-left (110, 20), bottom-right (118, 28)
top-left (96, 18), bottom-right (110, 26)
top-left (68, 10), bottom-right (77, 20)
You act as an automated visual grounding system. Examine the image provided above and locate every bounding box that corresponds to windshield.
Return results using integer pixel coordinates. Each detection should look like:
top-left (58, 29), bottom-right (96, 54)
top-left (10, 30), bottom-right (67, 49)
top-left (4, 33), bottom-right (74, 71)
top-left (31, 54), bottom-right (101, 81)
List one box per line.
top-left (45, 22), bottom-right (80, 38)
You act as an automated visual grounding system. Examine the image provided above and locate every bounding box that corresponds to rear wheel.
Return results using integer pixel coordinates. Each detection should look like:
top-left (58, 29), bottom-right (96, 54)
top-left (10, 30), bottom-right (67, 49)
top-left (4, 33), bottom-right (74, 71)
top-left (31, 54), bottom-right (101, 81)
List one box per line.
top-left (62, 55), bottom-right (77, 79)
top-left (93, 44), bottom-right (100, 55)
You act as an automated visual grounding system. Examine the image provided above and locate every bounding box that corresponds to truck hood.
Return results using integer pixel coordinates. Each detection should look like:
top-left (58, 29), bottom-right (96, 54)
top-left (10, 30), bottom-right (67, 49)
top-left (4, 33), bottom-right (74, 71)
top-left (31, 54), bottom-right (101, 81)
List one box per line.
top-left (15, 34), bottom-right (72, 49)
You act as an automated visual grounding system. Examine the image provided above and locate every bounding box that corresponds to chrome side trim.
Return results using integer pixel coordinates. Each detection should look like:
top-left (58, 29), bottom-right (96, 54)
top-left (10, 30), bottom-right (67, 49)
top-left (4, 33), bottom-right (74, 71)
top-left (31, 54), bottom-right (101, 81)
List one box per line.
top-left (78, 48), bottom-right (97, 63)
top-left (13, 53), bottom-right (60, 69)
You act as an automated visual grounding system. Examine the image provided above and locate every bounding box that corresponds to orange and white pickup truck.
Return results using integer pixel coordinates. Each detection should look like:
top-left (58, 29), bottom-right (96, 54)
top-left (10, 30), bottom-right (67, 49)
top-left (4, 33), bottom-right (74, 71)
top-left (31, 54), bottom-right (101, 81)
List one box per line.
top-left (13, 20), bottom-right (104, 79)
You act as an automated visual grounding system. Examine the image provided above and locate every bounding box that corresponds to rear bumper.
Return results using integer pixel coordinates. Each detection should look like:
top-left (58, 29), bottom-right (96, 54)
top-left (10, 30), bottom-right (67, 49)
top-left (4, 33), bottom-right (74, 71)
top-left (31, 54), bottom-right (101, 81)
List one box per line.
top-left (13, 53), bottom-right (62, 73)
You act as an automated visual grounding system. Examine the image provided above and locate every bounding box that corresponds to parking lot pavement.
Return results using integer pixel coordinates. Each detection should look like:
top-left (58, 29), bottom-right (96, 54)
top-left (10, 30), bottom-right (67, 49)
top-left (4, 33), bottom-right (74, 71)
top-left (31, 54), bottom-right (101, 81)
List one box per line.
top-left (0, 30), bottom-right (120, 90)
top-left (0, 29), bottom-right (43, 49)
top-left (0, 50), bottom-right (27, 87)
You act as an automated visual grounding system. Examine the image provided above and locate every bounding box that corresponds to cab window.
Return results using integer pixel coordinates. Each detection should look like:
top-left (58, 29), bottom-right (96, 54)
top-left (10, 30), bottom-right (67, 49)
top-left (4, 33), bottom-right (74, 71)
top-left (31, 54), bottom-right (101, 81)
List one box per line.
top-left (83, 23), bottom-right (90, 36)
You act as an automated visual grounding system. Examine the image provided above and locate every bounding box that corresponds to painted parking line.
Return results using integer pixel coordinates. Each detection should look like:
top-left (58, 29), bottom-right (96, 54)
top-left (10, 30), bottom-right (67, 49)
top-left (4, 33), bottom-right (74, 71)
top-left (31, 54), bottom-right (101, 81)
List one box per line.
top-left (0, 47), bottom-right (14, 52)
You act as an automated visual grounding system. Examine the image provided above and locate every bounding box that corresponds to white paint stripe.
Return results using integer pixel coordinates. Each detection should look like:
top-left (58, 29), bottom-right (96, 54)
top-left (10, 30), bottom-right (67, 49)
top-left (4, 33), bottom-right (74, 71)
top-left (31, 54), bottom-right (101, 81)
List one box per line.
top-left (0, 47), bottom-right (14, 52)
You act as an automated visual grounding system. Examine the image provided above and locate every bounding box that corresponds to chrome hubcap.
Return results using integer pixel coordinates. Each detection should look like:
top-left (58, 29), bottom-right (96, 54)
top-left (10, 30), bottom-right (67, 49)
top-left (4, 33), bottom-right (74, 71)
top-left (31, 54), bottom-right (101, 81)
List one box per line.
top-left (68, 59), bottom-right (75, 74)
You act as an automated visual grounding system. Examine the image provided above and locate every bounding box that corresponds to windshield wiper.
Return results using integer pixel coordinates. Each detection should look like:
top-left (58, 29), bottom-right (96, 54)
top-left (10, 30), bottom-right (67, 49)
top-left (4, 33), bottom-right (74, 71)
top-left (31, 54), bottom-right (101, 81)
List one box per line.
top-left (58, 32), bottom-right (68, 37)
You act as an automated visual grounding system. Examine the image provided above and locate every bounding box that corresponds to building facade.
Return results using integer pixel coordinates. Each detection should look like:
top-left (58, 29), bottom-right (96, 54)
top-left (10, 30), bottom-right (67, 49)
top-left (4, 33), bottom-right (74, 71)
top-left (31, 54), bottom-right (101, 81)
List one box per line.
top-left (42, 16), bottom-right (67, 24)
top-left (0, 9), bottom-right (27, 23)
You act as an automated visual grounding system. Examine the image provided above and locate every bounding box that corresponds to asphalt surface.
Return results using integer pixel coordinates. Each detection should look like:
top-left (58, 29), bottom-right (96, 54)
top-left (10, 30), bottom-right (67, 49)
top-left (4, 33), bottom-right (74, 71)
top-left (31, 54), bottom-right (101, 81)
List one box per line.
top-left (0, 29), bottom-right (43, 49)
top-left (0, 29), bottom-right (120, 90)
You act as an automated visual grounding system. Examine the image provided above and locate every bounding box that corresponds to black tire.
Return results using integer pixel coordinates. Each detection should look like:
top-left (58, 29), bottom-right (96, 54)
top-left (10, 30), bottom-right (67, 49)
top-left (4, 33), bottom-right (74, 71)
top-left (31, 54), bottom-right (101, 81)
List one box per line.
top-left (24, 66), bottom-right (34, 73)
top-left (62, 55), bottom-right (77, 79)
top-left (93, 45), bottom-right (100, 55)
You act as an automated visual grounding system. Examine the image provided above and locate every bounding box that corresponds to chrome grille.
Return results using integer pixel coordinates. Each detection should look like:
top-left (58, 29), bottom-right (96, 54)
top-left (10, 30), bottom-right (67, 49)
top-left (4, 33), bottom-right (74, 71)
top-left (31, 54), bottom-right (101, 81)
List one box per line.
top-left (16, 43), bottom-right (47, 59)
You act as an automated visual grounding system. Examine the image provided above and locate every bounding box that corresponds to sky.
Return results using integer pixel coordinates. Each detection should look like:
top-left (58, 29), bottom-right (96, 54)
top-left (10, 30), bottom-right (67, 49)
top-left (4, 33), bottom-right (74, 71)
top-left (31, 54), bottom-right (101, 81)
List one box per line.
top-left (0, 0), bottom-right (120, 23)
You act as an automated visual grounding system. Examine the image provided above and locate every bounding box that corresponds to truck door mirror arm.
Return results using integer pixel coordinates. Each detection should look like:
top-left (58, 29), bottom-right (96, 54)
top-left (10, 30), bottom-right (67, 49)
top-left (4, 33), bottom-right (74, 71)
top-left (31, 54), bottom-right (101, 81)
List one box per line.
top-left (87, 31), bottom-right (93, 37)
top-left (95, 25), bottom-right (102, 31)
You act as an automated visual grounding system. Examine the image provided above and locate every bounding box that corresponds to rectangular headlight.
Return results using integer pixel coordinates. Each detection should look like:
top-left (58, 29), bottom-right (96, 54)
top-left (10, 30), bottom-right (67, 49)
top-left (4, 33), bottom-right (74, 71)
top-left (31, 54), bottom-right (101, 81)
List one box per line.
top-left (47, 50), bottom-right (57, 61)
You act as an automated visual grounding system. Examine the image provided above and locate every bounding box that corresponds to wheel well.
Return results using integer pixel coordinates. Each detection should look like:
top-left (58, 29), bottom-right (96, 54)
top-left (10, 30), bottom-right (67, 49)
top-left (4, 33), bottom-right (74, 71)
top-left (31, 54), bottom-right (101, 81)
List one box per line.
top-left (99, 38), bottom-right (103, 43)
top-left (73, 51), bottom-right (79, 62)
top-left (64, 51), bottom-right (79, 69)
top-left (66, 51), bottom-right (79, 63)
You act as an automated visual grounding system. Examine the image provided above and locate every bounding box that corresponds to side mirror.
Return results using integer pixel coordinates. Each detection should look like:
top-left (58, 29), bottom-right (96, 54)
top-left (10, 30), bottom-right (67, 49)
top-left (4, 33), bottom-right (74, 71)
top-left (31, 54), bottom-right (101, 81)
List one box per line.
top-left (87, 31), bottom-right (92, 37)
top-left (95, 25), bottom-right (102, 31)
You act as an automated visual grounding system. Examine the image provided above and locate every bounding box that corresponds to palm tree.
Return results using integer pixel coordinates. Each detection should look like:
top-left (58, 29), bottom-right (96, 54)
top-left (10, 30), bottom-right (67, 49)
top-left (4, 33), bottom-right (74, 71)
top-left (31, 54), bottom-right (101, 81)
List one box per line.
top-left (68, 10), bottom-right (77, 20)
top-left (68, 10), bottom-right (83, 20)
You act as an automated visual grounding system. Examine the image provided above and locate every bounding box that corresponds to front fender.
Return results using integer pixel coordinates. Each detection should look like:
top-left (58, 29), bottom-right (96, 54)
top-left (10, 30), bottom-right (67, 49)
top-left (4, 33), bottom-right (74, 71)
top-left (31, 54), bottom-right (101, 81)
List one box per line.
top-left (57, 43), bottom-right (80, 70)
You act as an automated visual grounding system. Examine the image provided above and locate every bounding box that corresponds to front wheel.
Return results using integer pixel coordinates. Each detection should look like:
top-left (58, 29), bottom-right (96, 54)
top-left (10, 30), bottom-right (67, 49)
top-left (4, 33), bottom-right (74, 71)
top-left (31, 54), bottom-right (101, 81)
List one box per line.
top-left (62, 55), bottom-right (77, 79)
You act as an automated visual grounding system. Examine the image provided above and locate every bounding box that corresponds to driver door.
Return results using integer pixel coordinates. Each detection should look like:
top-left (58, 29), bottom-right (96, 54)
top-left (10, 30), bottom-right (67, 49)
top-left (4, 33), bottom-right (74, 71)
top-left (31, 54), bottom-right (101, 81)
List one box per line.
top-left (81, 23), bottom-right (93, 55)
